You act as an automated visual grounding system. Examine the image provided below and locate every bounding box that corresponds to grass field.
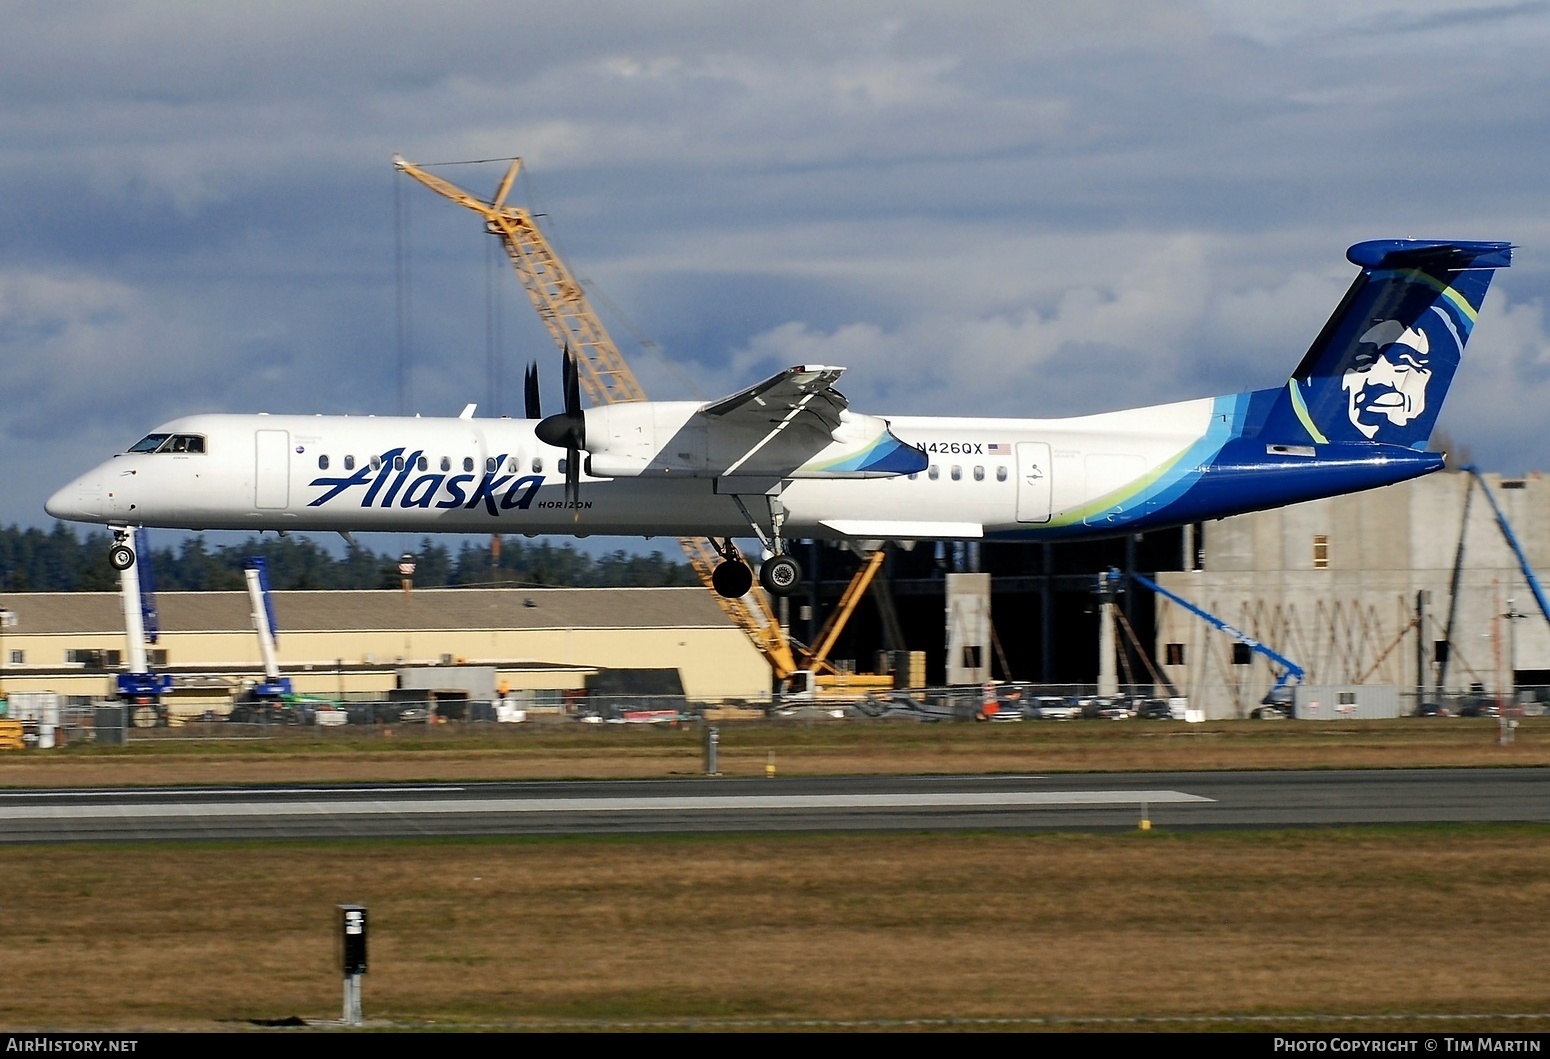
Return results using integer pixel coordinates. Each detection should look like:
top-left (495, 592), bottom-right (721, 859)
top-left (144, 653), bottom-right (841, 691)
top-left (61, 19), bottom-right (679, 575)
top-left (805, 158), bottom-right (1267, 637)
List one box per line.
top-left (0, 717), bottom-right (1545, 788)
top-left (2, 826), bottom-right (1548, 1031)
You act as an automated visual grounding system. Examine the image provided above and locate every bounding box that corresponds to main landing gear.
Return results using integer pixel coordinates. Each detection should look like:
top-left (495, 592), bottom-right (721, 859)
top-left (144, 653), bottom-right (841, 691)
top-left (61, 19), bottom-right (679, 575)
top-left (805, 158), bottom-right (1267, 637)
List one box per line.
top-left (710, 548), bottom-right (754, 599)
top-left (708, 493), bottom-right (806, 599)
top-left (707, 539), bottom-right (804, 599)
top-left (759, 554), bottom-right (801, 595)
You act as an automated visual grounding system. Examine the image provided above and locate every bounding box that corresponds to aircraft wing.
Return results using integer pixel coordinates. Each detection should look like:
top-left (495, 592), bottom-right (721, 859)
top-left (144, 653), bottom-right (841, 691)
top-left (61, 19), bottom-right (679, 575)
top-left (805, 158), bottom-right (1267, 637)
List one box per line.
top-left (700, 364), bottom-right (848, 435)
top-left (694, 364), bottom-right (926, 480)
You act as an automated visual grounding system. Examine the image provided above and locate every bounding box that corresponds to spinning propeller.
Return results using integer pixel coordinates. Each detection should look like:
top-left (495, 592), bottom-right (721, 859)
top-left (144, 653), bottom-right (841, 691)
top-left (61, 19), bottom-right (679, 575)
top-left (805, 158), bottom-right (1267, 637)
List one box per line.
top-left (534, 345), bottom-right (586, 509)
top-left (523, 363), bottom-right (541, 420)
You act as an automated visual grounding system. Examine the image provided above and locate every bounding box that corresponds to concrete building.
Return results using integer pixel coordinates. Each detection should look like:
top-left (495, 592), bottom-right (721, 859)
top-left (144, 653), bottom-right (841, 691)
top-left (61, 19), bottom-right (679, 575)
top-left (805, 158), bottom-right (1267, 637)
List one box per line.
top-left (0, 586), bottom-right (770, 713)
top-left (1155, 470), bottom-right (1550, 718)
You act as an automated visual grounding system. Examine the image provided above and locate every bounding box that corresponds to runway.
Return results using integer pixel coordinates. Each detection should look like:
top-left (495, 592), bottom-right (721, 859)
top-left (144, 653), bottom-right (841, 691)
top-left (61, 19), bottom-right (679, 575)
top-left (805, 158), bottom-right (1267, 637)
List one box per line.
top-left (0, 768), bottom-right (1546, 842)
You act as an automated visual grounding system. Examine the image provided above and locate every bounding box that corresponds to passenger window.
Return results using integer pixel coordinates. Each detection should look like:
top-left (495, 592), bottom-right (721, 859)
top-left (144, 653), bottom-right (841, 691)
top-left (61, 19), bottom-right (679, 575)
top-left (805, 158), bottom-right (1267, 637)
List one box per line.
top-left (463, 457), bottom-right (474, 472)
top-left (951, 465), bottom-right (962, 481)
top-left (440, 456), bottom-right (451, 472)
top-left (317, 455), bottom-right (329, 470)
top-left (973, 465), bottom-right (984, 482)
top-left (416, 456), bottom-right (428, 472)
top-left (394, 456), bottom-right (405, 471)
top-left (370, 455), bottom-right (381, 471)
top-left (344, 455), bottom-right (355, 471)
top-left (928, 466), bottom-right (939, 481)
top-left (908, 472), bottom-right (918, 481)
top-left (486, 458), bottom-right (497, 473)
top-left (532, 457), bottom-right (543, 473)
top-left (996, 465), bottom-right (1007, 482)
top-left (508, 457), bottom-right (518, 473)
top-left (558, 458), bottom-right (568, 475)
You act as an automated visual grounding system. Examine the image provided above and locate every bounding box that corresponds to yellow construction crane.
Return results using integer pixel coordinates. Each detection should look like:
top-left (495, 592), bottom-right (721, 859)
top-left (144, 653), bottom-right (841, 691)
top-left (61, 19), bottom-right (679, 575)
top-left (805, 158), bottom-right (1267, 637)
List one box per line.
top-left (394, 154), bottom-right (860, 682)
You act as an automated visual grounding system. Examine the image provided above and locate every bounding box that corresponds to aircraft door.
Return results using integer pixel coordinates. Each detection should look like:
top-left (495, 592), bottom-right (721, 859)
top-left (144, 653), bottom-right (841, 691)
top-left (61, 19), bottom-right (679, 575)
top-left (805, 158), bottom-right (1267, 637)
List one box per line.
top-left (1015, 442), bottom-right (1052, 523)
top-left (254, 430), bottom-right (290, 509)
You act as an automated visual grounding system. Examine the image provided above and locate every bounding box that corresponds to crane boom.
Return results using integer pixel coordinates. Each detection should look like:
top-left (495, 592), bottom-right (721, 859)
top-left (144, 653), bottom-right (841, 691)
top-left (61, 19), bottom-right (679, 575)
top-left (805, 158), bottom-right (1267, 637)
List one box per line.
top-left (1461, 465), bottom-right (1550, 628)
top-left (1131, 570), bottom-right (1305, 692)
top-left (393, 155), bottom-right (801, 677)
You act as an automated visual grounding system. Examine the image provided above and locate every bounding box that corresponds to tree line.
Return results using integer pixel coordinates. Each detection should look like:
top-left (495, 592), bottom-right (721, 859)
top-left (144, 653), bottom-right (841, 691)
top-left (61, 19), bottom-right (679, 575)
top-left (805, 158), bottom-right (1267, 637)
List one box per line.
top-left (0, 524), bottom-right (699, 593)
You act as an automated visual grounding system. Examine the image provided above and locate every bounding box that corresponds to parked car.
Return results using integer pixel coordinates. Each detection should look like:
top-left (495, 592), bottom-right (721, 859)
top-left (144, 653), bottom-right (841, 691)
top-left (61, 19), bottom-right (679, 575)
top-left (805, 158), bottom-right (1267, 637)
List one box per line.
top-left (1078, 696), bottom-right (1134, 720)
top-left (1414, 702), bottom-right (1450, 717)
top-left (1135, 699), bottom-right (1175, 720)
top-left (1028, 697), bottom-right (1080, 720)
top-left (1457, 699), bottom-right (1500, 718)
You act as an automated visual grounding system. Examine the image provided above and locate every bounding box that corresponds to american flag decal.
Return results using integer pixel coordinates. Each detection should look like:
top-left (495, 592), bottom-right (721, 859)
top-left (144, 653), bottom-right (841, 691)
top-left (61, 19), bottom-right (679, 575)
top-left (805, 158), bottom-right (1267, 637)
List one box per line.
top-left (987, 442), bottom-right (1012, 455)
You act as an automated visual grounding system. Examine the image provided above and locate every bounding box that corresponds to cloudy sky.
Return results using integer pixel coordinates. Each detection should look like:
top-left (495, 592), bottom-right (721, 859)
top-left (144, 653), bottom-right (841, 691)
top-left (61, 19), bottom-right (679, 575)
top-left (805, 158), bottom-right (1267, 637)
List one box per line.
top-left (5, 0), bottom-right (1550, 544)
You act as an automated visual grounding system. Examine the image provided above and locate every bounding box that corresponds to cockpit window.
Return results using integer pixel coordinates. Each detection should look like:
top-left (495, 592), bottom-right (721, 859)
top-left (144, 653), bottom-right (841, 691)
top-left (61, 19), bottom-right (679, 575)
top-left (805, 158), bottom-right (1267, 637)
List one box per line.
top-left (127, 433), bottom-right (205, 454)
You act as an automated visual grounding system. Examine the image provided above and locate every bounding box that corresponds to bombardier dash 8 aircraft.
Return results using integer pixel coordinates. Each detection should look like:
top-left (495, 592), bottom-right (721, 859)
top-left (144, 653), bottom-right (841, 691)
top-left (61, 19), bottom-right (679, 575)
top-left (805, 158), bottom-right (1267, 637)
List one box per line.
top-left (47, 239), bottom-right (1510, 599)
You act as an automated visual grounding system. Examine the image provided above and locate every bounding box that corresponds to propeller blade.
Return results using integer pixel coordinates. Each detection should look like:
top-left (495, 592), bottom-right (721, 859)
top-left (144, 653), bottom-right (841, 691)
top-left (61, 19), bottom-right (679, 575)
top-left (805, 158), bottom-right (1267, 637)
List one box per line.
top-left (524, 363), bottom-right (541, 419)
top-left (566, 449), bottom-right (580, 510)
top-left (563, 344), bottom-right (581, 417)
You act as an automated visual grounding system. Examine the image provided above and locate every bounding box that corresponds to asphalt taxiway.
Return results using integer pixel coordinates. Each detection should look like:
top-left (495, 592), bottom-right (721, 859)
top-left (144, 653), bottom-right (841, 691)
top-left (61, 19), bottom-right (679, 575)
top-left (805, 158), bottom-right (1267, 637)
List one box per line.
top-left (0, 768), bottom-right (1545, 842)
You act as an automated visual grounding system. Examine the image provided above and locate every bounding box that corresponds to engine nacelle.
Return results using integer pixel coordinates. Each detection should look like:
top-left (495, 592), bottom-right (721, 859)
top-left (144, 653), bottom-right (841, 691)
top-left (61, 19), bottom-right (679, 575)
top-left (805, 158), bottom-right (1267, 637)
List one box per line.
top-left (580, 402), bottom-right (704, 478)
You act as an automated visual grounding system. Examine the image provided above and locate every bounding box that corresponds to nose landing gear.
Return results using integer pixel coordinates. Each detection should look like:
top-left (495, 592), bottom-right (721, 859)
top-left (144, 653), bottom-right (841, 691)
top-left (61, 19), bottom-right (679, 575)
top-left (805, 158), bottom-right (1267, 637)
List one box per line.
top-left (108, 529), bottom-right (135, 571)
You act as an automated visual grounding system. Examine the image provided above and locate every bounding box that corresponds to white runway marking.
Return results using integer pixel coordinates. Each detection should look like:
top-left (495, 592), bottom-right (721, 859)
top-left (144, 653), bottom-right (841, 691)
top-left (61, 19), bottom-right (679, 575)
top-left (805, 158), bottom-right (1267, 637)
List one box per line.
top-left (0, 789), bottom-right (1211, 821)
top-left (0, 785), bottom-right (464, 799)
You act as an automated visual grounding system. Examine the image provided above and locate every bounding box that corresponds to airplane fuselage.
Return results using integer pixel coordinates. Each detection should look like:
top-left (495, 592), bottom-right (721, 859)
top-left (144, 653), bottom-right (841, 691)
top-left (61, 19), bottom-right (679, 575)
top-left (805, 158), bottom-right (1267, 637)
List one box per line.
top-left (46, 393), bottom-right (1443, 543)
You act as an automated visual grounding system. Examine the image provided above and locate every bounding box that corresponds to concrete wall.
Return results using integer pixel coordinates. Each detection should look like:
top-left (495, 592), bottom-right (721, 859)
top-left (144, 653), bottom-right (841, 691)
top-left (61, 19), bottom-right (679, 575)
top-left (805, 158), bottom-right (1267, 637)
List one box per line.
top-left (1155, 471), bottom-right (1550, 718)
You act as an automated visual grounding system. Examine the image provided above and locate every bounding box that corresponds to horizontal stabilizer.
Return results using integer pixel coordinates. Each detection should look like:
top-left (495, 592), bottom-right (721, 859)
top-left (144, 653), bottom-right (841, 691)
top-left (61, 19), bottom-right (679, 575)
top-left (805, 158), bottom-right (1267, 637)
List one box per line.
top-left (1347, 240), bottom-right (1512, 271)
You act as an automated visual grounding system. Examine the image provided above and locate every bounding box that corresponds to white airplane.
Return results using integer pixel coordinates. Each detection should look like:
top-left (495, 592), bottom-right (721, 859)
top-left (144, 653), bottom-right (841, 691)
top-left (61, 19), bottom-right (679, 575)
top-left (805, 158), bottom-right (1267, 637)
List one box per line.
top-left (47, 239), bottom-right (1510, 598)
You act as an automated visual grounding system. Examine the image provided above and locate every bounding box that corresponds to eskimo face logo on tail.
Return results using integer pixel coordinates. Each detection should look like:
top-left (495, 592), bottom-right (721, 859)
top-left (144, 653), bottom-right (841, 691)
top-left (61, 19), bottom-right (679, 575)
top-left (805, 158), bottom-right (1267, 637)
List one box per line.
top-left (1342, 320), bottom-right (1436, 440)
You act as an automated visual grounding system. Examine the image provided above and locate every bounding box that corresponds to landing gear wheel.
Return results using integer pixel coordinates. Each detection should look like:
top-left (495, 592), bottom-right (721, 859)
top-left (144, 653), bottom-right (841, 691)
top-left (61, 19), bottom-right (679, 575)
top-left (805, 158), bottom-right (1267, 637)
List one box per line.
top-left (711, 559), bottom-right (754, 599)
top-left (109, 544), bottom-right (135, 571)
top-left (759, 554), bottom-right (803, 596)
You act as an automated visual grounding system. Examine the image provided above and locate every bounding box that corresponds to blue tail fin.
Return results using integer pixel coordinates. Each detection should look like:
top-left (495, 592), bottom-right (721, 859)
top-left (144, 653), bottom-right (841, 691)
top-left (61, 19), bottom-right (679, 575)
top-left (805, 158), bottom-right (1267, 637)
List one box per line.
top-left (1259, 240), bottom-right (1511, 448)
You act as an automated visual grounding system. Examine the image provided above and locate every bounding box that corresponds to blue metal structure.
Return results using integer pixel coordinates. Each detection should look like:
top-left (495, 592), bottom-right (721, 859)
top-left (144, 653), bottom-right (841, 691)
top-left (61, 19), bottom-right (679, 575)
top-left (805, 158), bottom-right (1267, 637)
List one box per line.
top-left (116, 528), bottom-right (171, 703)
top-left (1128, 570), bottom-right (1306, 696)
top-left (243, 556), bottom-right (293, 699)
top-left (1460, 465), bottom-right (1550, 628)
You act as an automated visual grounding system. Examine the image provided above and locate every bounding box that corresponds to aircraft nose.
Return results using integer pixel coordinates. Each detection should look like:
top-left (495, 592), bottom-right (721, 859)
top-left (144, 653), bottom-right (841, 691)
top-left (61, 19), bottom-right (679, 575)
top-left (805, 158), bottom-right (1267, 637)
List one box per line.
top-left (45, 469), bottom-right (105, 523)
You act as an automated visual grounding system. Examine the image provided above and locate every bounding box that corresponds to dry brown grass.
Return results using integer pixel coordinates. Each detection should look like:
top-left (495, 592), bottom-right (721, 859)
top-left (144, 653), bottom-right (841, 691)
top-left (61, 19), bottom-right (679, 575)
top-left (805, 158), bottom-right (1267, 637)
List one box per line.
top-left (2, 827), bottom-right (1548, 1030)
top-left (0, 718), bottom-right (1545, 789)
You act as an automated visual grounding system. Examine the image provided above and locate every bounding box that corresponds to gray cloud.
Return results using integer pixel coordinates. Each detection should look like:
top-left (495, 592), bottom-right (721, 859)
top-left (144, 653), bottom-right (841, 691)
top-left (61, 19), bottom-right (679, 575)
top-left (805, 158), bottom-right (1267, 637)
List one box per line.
top-left (4, 0), bottom-right (1550, 529)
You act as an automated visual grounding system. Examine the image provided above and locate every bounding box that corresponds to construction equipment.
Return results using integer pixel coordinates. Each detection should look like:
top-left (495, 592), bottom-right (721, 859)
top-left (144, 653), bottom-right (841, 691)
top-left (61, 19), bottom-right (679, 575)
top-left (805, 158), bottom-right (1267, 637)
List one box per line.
top-left (243, 557), bottom-right (293, 700)
top-left (1131, 570), bottom-right (1306, 710)
top-left (114, 528), bottom-right (171, 716)
top-left (393, 155), bottom-right (892, 692)
top-left (1437, 467), bottom-right (1550, 695)
top-left (1462, 466), bottom-right (1550, 624)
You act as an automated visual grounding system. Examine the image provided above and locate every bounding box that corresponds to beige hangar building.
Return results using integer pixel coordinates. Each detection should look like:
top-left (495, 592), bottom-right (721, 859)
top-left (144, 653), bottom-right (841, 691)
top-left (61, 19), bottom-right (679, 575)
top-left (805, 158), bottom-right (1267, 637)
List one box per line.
top-left (0, 586), bottom-right (771, 714)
